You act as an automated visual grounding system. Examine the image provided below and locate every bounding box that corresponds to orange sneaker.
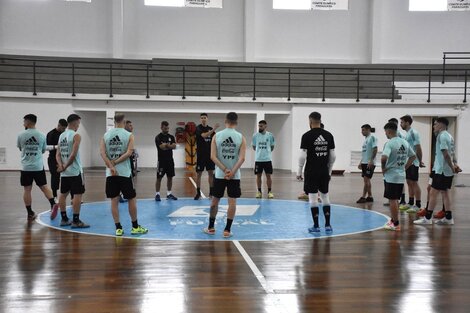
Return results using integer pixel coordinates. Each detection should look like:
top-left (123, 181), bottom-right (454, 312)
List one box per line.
top-left (433, 210), bottom-right (445, 219)
top-left (417, 209), bottom-right (426, 217)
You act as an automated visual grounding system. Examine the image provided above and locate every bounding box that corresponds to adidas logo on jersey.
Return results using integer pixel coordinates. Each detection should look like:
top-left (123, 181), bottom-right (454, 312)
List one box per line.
top-left (314, 135), bottom-right (328, 146)
top-left (25, 136), bottom-right (39, 144)
top-left (109, 135), bottom-right (122, 145)
top-left (221, 137), bottom-right (236, 147)
top-left (399, 145), bottom-right (406, 152)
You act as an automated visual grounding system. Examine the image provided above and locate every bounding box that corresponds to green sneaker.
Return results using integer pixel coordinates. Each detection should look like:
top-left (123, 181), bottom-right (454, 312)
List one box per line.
top-left (267, 191), bottom-right (274, 199)
top-left (115, 228), bottom-right (124, 236)
top-left (255, 191), bottom-right (262, 199)
top-left (131, 225), bottom-right (148, 235)
top-left (399, 204), bottom-right (410, 211)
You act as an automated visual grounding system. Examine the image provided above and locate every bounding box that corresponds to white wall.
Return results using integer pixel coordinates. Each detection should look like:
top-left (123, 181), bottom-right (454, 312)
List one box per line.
top-left (2, 0), bottom-right (469, 63)
top-left (265, 114), bottom-right (292, 170)
top-left (0, 0), bottom-right (112, 58)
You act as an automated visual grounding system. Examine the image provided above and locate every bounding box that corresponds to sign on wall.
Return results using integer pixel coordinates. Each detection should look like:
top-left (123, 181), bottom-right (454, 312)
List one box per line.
top-left (447, 0), bottom-right (470, 11)
top-left (311, 0), bottom-right (348, 10)
top-left (185, 0), bottom-right (222, 8)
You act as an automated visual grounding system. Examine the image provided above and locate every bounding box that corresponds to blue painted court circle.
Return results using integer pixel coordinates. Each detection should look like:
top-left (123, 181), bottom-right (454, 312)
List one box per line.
top-left (37, 198), bottom-right (389, 241)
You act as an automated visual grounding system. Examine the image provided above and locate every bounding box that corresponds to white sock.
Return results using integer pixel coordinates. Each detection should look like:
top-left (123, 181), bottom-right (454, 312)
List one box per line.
top-left (156, 192), bottom-right (160, 196)
top-left (167, 191), bottom-right (172, 195)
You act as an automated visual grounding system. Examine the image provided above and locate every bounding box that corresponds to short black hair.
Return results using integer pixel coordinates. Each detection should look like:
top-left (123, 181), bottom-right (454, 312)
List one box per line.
top-left (23, 114), bottom-right (37, 124)
top-left (200, 113), bottom-right (208, 117)
top-left (436, 117), bottom-right (449, 127)
top-left (309, 112), bottom-right (321, 121)
top-left (400, 115), bottom-right (413, 124)
top-left (161, 121), bottom-right (169, 127)
top-left (226, 112), bottom-right (238, 123)
top-left (361, 124), bottom-right (372, 130)
top-left (258, 120), bottom-right (267, 125)
top-left (320, 123), bottom-right (325, 129)
top-left (126, 120), bottom-right (132, 124)
top-left (67, 114), bottom-right (81, 123)
top-left (58, 119), bottom-right (68, 127)
top-left (384, 122), bottom-right (398, 131)
top-left (114, 113), bottom-right (125, 123)
top-left (388, 118), bottom-right (398, 124)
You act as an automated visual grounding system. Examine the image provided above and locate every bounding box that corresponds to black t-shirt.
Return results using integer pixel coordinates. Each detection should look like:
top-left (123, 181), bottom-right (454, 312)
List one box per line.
top-left (196, 124), bottom-right (214, 158)
top-left (300, 128), bottom-right (335, 174)
top-left (46, 128), bottom-right (61, 161)
top-left (155, 133), bottom-right (176, 163)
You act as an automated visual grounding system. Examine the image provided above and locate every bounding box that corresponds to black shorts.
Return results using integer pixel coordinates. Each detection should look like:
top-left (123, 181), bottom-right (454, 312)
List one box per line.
top-left (431, 173), bottom-right (453, 191)
top-left (157, 162), bottom-right (175, 178)
top-left (383, 182), bottom-right (404, 200)
top-left (20, 170), bottom-right (47, 187)
top-left (213, 178), bottom-right (241, 198)
top-left (106, 176), bottom-right (136, 199)
top-left (304, 172), bottom-right (330, 194)
top-left (406, 165), bottom-right (419, 181)
top-left (254, 161), bottom-right (273, 175)
top-left (196, 158), bottom-right (215, 172)
top-left (60, 173), bottom-right (85, 195)
top-left (361, 164), bottom-right (375, 179)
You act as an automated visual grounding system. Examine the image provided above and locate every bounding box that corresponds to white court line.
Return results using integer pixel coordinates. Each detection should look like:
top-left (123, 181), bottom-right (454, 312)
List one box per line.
top-left (188, 177), bottom-right (207, 199)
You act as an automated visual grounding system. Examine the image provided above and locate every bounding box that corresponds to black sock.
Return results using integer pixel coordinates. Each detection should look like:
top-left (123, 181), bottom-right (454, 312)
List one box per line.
top-left (408, 197), bottom-right (414, 206)
top-left (115, 222), bottom-right (122, 230)
top-left (132, 220), bottom-right (139, 228)
top-left (225, 218), bottom-right (234, 232)
top-left (48, 198), bottom-right (56, 207)
top-left (196, 187), bottom-right (201, 194)
top-left (268, 188), bottom-right (272, 193)
top-left (425, 210), bottom-right (433, 220)
top-left (258, 188), bottom-right (261, 192)
top-left (416, 200), bottom-right (422, 208)
top-left (61, 211), bottom-right (68, 220)
top-left (425, 201), bottom-right (429, 210)
top-left (26, 205), bottom-right (34, 215)
top-left (53, 190), bottom-right (57, 198)
top-left (208, 217), bottom-right (216, 229)
top-left (323, 205), bottom-right (331, 227)
top-left (209, 187), bottom-right (214, 195)
top-left (73, 214), bottom-right (80, 223)
top-left (311, 207), bottom-right (319, 228)
top-left (442, 204), bottom-right (446, 211)
top-left (393, 219), bottom-right (400, 226)
top-left (400, 194), bottom-right (405, 203)
top-left (445, 211), bottom-right (452, 220)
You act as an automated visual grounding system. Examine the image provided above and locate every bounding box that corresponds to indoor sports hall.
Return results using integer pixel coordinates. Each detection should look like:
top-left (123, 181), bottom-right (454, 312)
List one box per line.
top-left (0, 1), bottom-right (469, 312)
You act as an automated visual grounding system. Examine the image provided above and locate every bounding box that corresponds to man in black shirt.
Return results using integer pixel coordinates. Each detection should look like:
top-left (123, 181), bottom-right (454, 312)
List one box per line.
top-left (194, 113), bottom-right (219, 200)
top-left (297, 112), bottom-right (336, 234)
top-left (46, 119), bottom-right (68, 199)
top-left (155, 121), bottom-right (178, 201)
top-left (125, 120), bottom-right (137, 177)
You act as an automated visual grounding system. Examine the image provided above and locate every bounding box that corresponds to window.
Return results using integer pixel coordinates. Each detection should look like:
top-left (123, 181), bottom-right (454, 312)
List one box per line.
top-left (145, 0), bottom-right (185, 7)
top-left (409, 0), bottom-right (447, 11)
top-left (144, 0), bottom-right (222, 8)
top-left (273, 0), bottom-right (311, 10)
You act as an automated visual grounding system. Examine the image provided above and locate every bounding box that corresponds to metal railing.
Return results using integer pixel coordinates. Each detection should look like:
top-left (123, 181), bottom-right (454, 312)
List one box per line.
top-left (0, 56), bottom-right (469, 103)
top-left (442, 51), bottom-right (470, 84)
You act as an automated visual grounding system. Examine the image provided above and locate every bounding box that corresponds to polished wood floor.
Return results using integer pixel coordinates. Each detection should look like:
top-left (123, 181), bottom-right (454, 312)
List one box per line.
top-left (1, 169), bottom-right (469, 313)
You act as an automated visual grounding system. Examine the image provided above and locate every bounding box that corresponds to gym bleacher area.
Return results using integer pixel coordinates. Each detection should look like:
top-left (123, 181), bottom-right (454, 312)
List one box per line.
top-left (1, 54), bottom-right (468, 101)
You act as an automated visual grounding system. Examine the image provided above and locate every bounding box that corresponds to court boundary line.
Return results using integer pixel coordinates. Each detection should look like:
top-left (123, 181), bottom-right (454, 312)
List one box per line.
top-left (188, 176), bottom-right (207, 199)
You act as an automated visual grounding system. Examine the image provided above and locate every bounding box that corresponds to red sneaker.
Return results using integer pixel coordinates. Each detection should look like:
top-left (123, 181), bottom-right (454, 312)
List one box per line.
top-left (417, 209), bottom-right (426, 217)
top-left (50, 203), bottom-right (59, 220)
top-left (433, 210), bottom-right (445, 219)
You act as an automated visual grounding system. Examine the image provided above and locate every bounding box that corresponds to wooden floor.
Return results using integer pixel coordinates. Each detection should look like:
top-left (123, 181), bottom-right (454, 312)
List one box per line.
top-left (1, 169), bottom-right (470, 313)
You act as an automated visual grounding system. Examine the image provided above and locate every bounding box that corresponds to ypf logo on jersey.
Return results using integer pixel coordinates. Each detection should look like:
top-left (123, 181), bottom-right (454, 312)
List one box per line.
top-left (108, 135), bottom-right (123, 159)
top-left (24, 136), bottom-right (40, 156)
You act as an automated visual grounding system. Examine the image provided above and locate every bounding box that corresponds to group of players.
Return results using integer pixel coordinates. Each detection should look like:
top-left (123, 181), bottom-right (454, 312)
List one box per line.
top-left (16, 110), bottom-right (461, 237)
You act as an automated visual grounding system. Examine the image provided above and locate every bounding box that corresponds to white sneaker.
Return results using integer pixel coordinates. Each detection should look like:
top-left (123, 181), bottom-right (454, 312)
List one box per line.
top-left (414, 217), bottom-right (432, 225)
top-left (406, 205), bottom-right (420, 214)
top-left (434, 218), bottom-right (454, 225)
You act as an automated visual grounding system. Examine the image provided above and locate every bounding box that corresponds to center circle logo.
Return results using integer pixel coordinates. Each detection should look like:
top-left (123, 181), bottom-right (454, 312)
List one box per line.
top-left (38, 198), bottom-right (389, 241)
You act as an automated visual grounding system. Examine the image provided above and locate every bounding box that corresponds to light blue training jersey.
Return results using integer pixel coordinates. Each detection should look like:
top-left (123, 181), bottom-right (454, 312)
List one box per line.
top-left (433, 130), bottom-right (455, 177)
top-left (404, 128), bottom-right (421, 167)
top-left (252, 131), bottom-right (275, 162)
top-left (215, 128), bottom-right (243, 180)
top-left (103, 127), bottom-right (132, 178)
top-left (382, 136), bottom-right (415, 184)
top-left (58, 129), bottom-right (82, 177)
top-left (16, 128), bottom-right (46, 171)
top-left (361, 134), bottom-right (378, 164)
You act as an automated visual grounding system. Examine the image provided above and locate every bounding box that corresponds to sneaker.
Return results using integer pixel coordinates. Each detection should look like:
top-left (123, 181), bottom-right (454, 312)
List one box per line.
top-left (356, 197), bottom-right (367, 204)
top-left (308, 226), bottom-right (321, 233)
top-left (131, 225), bottom-right (148, 235)
top-left (71, 220), bottom-right (90, 228)
top-left (325, 225), bottom-right (333, 233)
top-left (413, 217), bottom-right (432, 225)
top-left (267, 191), bottom-right (274, 199)
top-left (223, 230), bottom-right (232, 238)
top-left (155, 194), bottom-right (161, 202)
top-left (50, 203), bottom-right (59, 220)
top-left (167, 194), bottom-right (178, 200)
top-left (406, 205), bottom-right (420, 214)
top-left (60, 219), bottom-right (71, 226)
top-left (203, 228), bottom-right (215, 235)
top-left (433, 210), bottom-right (446, 219)
top-left (417, 208), bottom-right (426, 217)
top-left (383, 220), bottom-right (400, 231)
top-left (255, 191), bottom-right (262, 199)
top-left (115, 228), bottom-right (124, 236)
top-left (194, 193), bottom-right (201, 200)
top-left (298, 193), bottom-right (308, 201)
top-left (119, 195), bottom-right (127, 203)
top-left (434, 218), bottom-right (454, 225)
top-left (366, 197), bottom-right (374, 202)
top-left (399, 204), bottom-right (410, 211)
top-left (27, 213), bottom-right (37, 221)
